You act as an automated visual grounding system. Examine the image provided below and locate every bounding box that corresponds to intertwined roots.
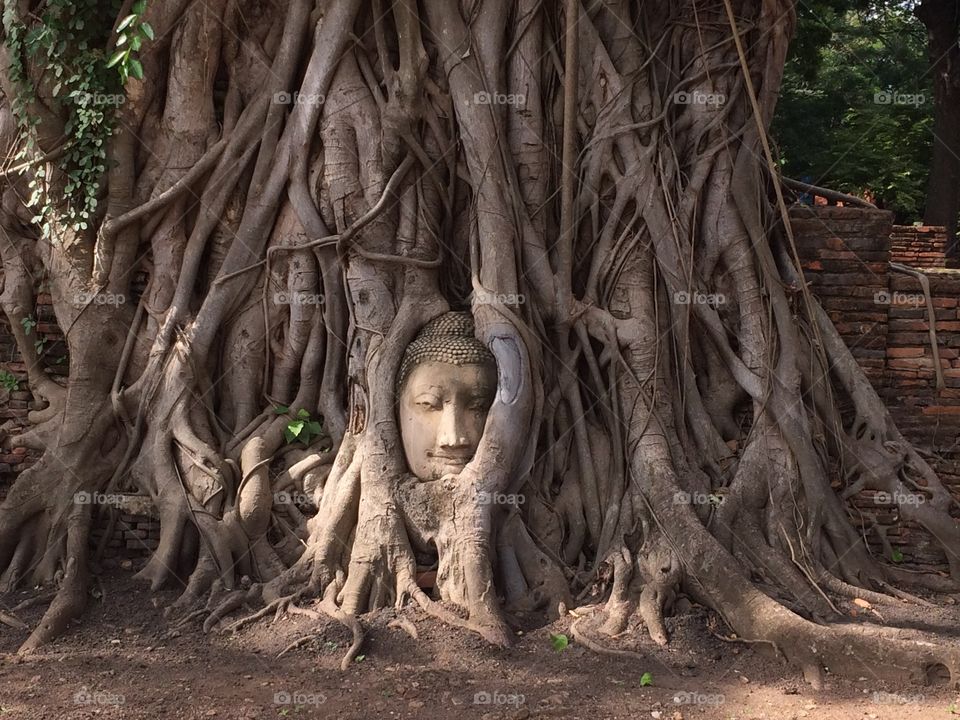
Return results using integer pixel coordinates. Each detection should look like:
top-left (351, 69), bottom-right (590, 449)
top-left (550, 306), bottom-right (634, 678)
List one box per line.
top-left (0, 0), bottom-right (958, 688)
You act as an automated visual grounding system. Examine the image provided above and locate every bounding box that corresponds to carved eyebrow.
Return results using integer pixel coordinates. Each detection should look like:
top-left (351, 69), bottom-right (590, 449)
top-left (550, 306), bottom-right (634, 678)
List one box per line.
top-left (413, 391), bottom-right (442, 400)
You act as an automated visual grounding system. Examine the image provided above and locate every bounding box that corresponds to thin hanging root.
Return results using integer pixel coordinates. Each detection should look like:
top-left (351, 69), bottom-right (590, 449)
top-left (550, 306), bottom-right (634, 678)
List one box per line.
top-left (387, 616), bottom-right (418, 639)
top-left (227, 593), bottom-right (301, 633)
top-left (283, 590), bottom-right (365, 670)
top-left (11, 593), bottom-right (55, 613)
top-left (320, 595), bottom-right (364, 671)
top-left (710, 630), bottom-right (782, 653)
top-left (173, 608), bottom-right (207, 629)
top-left (875, 581), bottom-right (936, 608)
top-left (814, 570), bottom-right (907, 608)
top-left (277, 633), bottom-right (319, 658)
top-left (0, 610), bottom-right (28, 630)
top-left (203, 588), bottom-right (253, 633)
top-left (407, 584), bottom-right (512, 646)
top-left (570, 616), bottom-right (666, 671)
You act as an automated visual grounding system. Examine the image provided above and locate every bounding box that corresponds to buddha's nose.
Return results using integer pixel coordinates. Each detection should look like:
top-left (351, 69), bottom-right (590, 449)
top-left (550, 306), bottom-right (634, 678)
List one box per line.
top-left (437, 404), bottom-right (470, 449)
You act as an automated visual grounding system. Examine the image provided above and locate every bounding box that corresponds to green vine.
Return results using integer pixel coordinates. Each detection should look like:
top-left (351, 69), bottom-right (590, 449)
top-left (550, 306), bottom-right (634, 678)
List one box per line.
top-left (106, 0), bottom-right (152, 83)
top-left (2, 0), bottom-right (149, 238)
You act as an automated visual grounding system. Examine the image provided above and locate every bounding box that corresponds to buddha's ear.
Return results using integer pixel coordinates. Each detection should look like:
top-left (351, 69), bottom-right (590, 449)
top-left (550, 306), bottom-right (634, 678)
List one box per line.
top-left (487, 336), bottom-right (522, 404)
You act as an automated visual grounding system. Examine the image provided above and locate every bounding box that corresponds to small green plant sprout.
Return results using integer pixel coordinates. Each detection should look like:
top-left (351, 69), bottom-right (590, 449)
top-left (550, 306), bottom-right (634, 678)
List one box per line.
top-left (354, 654), bottom-right (365, 663)
top-left (550, 632), bottom-right (569, 651)
top-left (891, 549), bottom-right (904, 563)
top-left (0, 370), bottom-right (19, 392)
top-left (280, 407), bottom-right (324, 445)
top-left (639, 672), bottom-right (654, 687)
top-left (106, 0), bottom-right (152, 83)
top-left (20, 315), bottom-right (36, 335)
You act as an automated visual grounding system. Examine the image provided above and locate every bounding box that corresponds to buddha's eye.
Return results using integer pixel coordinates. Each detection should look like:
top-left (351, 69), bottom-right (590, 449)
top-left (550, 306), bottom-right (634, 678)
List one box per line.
top-left (415, 395), bottom-right (442, 410)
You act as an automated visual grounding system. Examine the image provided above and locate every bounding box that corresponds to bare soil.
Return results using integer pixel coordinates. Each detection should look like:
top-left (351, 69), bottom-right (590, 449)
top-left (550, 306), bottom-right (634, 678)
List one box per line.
top-left (1, 566), bottom-right (958, 719)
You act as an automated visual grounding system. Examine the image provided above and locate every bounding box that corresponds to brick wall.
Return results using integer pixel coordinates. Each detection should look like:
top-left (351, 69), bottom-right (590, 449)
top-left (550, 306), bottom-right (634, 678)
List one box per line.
top-left (791, 206), bottom-right (892, 387)
top-left (89, 495), bottom-right (161, 559)
top-left (882, 273), bottom-right (960, 435)
top-left (890, 225), bottom-right (951, 268)
top-left (0, 290), bottom-right (68, 497)
top-left (0, 291), bottom-right (68, 415)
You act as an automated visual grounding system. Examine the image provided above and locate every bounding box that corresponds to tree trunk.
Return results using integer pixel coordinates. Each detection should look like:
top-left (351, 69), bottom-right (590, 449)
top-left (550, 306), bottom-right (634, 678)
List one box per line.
top-left (916, 0), bottom-right (960, 256)
top-left (0, 0), bottom-right (959, 687)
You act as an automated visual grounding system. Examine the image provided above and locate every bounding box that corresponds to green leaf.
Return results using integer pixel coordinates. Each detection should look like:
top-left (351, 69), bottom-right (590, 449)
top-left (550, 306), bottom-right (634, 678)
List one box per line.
top-left (891, 549), bottom-right (904, 563)
top-left (296, 408), bottom-right (310, 419)
top-left (304, 421), bottom-right (322, 436)
top-left (140, 22), bottom-right (154, 40)
top-left (0, 370), bottom-right (20, 392)
top-left (116, 14), bottom-right (138, 32)
top-left (129, 59), bottom-right (144, 80)
top-left (639, 672), bottom-right (653, 687)
top-left (133, 0), bottom-right (147, 14)
top-left (284, 420), bottom-right (305, 443)
top-left (274, 405), bottom-right (289, 414)
top-left (354, 654), bottom-right (365, 663)
top-left (549, 633), bottom-right (569, 651)
top-left (106, 49), bottom-right (126, 68)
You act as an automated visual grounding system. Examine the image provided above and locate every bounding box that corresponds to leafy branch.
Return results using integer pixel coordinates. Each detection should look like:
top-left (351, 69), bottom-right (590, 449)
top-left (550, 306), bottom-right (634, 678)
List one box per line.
top-left (2, 0), bottom-right (149, 238)
top-left (106, 0), bottom-right (152, 83)
top-left (274, 406), bottom-right (327, 446)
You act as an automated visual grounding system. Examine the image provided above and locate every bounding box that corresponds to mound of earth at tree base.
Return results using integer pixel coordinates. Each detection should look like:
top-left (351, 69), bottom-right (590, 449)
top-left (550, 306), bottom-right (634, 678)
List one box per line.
top-left (0, 570), bottom-right (958, 719)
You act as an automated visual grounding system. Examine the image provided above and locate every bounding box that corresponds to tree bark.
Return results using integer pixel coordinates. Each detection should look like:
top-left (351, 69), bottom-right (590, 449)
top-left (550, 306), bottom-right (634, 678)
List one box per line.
top-left (916, 0), bottom-right (960, 256)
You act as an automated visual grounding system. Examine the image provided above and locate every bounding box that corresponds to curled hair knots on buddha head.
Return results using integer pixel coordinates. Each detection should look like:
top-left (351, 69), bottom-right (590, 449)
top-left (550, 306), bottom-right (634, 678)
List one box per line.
top-left (397, 311), bottom-right (497, 392)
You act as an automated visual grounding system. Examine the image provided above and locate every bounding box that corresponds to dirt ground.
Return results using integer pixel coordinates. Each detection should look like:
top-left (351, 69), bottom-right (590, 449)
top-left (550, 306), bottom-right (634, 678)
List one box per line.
top-left (1, 567), bottom-right (959, 719)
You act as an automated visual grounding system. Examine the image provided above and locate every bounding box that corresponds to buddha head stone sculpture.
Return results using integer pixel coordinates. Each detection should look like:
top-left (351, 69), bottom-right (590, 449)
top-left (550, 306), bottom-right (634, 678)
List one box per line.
top-left (397, 312), bottom-right (497, 481)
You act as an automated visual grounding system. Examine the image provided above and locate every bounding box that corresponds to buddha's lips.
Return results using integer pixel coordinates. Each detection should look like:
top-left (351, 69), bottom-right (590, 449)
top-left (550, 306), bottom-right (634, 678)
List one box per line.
top-left (428, 452), bottom-right (473, 464)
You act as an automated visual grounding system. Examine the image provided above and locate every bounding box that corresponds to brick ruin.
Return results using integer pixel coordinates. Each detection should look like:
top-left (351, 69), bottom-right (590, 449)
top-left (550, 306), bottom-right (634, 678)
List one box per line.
top-left (792, 206), bottom-right (960, 570)
top-left (890, 224), bottom-right (956, 269)
top-left (1, 206), bottom-right (959, 570)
